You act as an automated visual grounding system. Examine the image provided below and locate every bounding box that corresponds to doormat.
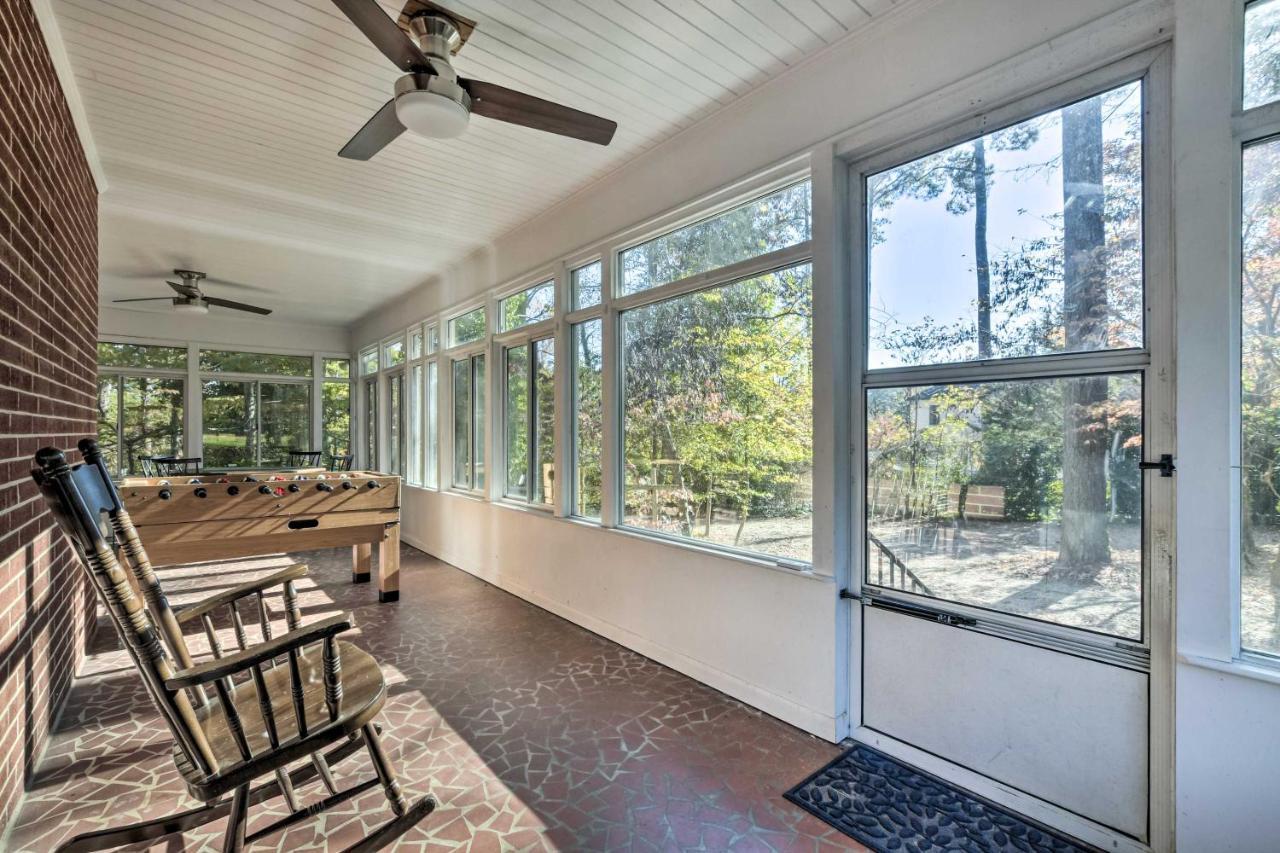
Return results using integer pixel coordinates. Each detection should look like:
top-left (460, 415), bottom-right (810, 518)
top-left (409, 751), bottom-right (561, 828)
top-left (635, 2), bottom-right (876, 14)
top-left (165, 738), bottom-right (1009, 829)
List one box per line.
top-left (784, 742), bottom-right (1096, 852)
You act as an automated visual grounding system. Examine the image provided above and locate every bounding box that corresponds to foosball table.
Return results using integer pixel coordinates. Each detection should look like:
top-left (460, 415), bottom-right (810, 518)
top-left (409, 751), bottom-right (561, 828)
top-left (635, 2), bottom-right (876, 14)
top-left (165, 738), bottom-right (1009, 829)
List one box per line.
top-left (117, 469), bottom-right (403, 602)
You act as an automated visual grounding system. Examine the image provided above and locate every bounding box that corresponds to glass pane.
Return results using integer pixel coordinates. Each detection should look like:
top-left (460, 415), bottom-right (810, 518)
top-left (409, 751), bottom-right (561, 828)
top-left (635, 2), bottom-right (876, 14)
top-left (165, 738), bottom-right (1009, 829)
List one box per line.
top-left (450, 307), bottom-right (487, 346)
top-left (425, 361), bottom-right (439, 488)
top-left (1247, 0), bottom-right (1280, 110)
top-left (96, 377), bottom-right (120, 475)
top-left (386, 372), bottom-right (403, 476)
top-left (1242, 136), bottom-right (1280, 656)
top-left (572, 261), bottom-right (603, 309)
top-left (202, 380), bottom-right (255, 468)
top-left (410, 329), bottom-right (423, 360)
top-left (573, 319), bottom-right (604, 519)
top-left (323, 381), bottom-right (351, 458)
top-left (474, 354), bottom-right (486, 490)
top-left (622, 264), bottom-right (814, 562)
top-left (324, 358), bottom-right (350, 379)
top-left (535, 338), bottom-right (556, 505)
top-left (122, 377), bottom-right (184, 475)
top-left (865, 373), bottom-right (1143, 638)
top-left (620, 181), bottom-right (812, 296)
top-left (867, 82), bottom-right (1144, 369)
top-left (499, 281), bottom-right (555, 331)
top-left (427, 325), bottom-right (440, 355)
top-left (505, 345), bottom-right (530, 498)
top-left (260, 383), bottom-right (310, 465)
top-left (453, 359), bottom-right (472, 488)
top-left (408, 364), bottom-right (423, 485)
top-left (365, 379), bottom-right (378, 470)
top-left (97, 342), bottom-right (186, 370)
top-left (384, 339), bottom-right (405, 368)
top-left (200, 350), bottom-right (312, 376)
top-left (360, 348), bottom-right (379, 375)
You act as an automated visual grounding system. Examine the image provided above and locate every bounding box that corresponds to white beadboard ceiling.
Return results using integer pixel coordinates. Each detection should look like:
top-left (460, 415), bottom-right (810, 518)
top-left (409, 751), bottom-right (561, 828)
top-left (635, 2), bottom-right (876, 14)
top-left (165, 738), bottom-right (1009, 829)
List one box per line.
top-left (60, 0), bottom-right (898, 327)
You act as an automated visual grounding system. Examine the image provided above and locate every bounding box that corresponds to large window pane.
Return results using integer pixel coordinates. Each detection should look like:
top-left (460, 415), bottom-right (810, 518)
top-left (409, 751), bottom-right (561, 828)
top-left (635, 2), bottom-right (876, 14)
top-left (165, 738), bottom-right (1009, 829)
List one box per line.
top-left (360, 348), bottom-right (378, 376)
top-left (97, 342), bottom-right (186, 370)
top-left (322, 381), bottom-right (351, 458)
top-left (449, 307), bottom-right (487, 346)
top-left (572, 261), bottom-right (602, 309)
top-left (97, 377), bottom-right (121, 474)
top-left (122, 377), bottom-right (184, 475)
top-left (388, 372), bottom-right (405, 476)
top-left (408, 364), bottom-right (423, 485)
top-left (1247, 0), bottom-right (1280, 110)
top-left (499, 281), bottom-right (554, 331)
top-left (453, 358), bottom-right (472, 488)
top-left (866, 82), bottom-right (1143, 369)
top-left (200, 350), bottom-right (312, 376)
top-left (364, 379), bottom-right (378, 470)
top-left (619, 181), bottom-right (811, 296)
top-left (865, 374), bottom-right (1143, 638)
top-left (474, 354), bottom-right (486, 490)
top-left (202, 380), bottom-right (255, 468)
top-left (324, 358), bottom-right (350, 379)
top-left (505, 345), bottom-right (530, 498)
top-left (1242, 136), bottom-right (1280, 656)
top-left (384, 339), bottom-right (405, 368)
top-left (425, 361), bottom-right (439, 488)
top-left (535, 338), bottom-right (555, 506)
top-left (621, 264), bottom-right (813, 562)
top-left (259, 383), bottom-right (310, 465)
top-left (573, 320), bottom-right (604, 519)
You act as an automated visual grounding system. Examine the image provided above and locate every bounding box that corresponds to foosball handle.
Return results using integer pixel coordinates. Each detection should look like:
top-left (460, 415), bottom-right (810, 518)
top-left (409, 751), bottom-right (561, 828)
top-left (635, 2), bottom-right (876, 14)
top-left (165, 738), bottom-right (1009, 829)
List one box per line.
top-left (158, 489), bottom-right (172, 500)
top-left (194, 487), bottom-right (208, 499)
top-left (227, 485), bottom-right (240, 496)
top-left (259, 485), bottom-right (273, 495)
top-left (317, 483), bottom-right (334, 492)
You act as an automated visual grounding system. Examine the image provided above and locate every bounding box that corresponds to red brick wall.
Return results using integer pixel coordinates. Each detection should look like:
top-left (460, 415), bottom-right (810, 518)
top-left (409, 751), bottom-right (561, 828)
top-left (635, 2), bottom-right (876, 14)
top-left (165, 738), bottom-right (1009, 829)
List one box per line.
top-left (0, 0), bottom-right (99, 833)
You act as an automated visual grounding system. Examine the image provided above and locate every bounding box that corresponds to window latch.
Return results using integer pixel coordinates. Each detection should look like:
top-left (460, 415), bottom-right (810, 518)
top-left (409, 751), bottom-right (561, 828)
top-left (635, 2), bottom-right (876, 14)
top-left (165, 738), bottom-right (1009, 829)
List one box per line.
top-left (1138, 453), bottom-right (1176, 477)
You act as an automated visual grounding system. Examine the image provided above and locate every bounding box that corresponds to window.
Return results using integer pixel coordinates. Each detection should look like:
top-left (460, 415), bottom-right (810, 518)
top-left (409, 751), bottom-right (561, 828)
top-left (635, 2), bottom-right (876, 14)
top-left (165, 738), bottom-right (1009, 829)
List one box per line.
top-left (425, 361), bottom-right (439, 488)
top-left (324, 358), bottom-right (350, 379)
top-left (503, 338), bottom-right (556, 504)
top-left (1242, 136), bottom-right (1280, 657)
top-left (388, 370), bottom-right (406, 476)
top-left (449, 307), bottom-right (487, 346)
top-left (96, 376), bottom-right (184, 476)
top-left (364, 378), bottom-right (378, 469)
top-left (861, 80), bottom-right (1147, 638)
top-left (621, 264), bottom-right (814, 561)
top-left (452, 354), bottom-right (486, 489)
top-left (322, 379), bottom-right (351, 458)
top-left (1246, 0), bottom-right (1280, 110)
top-left (200, 350), bottom-right (312, 376)
top-left (572, 261), bottom-right (602, 309)
top-left (201, 380), bottom-right (310, 467)
top-left (97, 342), bottom-right (187, 370)
top-left (409, 328), bottom-right (424, 360)
top-left (426, 324), bottom-right (440, 355)
top-left (360, 347), bottom-right (379, 375)
top-left (499, 281), bottom-right (554, 331)
top-left (867, 82), bottom-right (1143, 369)
top-left (572, 319), bottom-right (603, 518)
top-left (408, 364), bottom-right (423, 486)
top-left (619, 181), bottom-right (812, 296)
top-left (384, 338), bottom-right (405, 368)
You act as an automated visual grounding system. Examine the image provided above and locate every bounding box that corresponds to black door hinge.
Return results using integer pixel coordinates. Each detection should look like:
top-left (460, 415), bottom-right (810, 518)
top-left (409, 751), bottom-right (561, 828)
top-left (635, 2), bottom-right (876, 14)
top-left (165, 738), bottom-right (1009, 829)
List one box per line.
top-left (1138, 453), bottom-right (1176, 477)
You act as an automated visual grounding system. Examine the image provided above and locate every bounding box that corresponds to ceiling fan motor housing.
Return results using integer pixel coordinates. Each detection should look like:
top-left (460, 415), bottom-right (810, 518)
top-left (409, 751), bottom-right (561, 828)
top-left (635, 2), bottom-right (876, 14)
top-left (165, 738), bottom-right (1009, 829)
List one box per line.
top-left (394, 18), bottom-right (471, 140)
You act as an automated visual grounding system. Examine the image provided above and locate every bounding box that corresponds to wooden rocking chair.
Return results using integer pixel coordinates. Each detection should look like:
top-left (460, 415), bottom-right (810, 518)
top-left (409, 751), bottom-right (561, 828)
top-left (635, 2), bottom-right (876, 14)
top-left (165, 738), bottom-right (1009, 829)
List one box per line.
top-left (31, 438), bottom-right (435, 852)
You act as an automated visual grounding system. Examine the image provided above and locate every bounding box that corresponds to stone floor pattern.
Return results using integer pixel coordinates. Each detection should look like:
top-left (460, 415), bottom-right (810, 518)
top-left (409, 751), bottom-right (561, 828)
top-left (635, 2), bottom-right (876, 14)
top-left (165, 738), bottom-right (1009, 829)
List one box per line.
top-left (4, 545), bottom-right (859, 851)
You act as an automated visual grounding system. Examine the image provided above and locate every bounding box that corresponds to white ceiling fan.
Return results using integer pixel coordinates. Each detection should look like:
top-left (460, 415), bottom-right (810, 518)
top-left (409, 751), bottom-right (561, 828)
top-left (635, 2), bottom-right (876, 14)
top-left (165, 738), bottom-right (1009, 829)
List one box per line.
top-left (111, 269), bottom-right (272, 316)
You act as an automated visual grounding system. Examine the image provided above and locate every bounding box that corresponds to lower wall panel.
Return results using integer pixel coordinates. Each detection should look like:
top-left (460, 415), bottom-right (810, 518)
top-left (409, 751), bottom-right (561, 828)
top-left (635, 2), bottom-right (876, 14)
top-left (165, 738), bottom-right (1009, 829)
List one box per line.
top-left (401, 488), bottom-right (840, 739)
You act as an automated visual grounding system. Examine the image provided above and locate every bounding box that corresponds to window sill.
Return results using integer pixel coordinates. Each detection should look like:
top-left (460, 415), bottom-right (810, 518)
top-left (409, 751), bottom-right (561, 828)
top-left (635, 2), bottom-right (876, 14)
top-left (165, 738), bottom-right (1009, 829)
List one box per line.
top-left (1178, 651), bottom-right (1280, 688)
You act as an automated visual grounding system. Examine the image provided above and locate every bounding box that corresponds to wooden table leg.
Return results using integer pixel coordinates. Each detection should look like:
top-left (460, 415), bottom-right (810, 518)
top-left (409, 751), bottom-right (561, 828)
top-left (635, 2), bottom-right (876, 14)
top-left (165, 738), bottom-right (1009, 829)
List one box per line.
top-left (352, 543), bottom-right (372, 584)
top-left (378, 524), bottom-right (400, 603)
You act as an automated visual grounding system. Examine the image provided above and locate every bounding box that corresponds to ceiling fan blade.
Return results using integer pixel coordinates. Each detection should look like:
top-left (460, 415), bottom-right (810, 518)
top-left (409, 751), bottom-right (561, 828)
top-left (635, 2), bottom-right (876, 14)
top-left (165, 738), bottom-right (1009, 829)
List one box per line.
top-left (167, 280), bottom-right (201, 298)
top-left (112, 297), bottom-right (175, 303)
top-left (339, 99), bottom-right (406, 160)
top-left (460, 79), bottom-right (617, 145)
top-left (204, 296), bottom-right (273, 316)
top-left (330, 0), bottom-right (434, 72)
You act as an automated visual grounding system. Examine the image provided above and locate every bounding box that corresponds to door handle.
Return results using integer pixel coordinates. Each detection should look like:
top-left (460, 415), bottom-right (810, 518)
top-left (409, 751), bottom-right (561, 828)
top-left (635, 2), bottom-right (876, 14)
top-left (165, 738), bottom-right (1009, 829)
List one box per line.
top-left (868, 596), bottom-right (977, 627)
top-left (1138, 453), bottom-right (1175, 477)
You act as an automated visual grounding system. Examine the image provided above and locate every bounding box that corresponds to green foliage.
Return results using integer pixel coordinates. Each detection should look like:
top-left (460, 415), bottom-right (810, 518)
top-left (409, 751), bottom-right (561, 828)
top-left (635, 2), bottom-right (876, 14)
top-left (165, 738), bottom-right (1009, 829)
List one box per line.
top-left (199, 349), bottom-right (311, 377)
top-left (97, 342), bottom-right (186, 370)
top-left (500, 282), bottom-right (554, 331)
top-left (450, 308), bottom-right (486, 346)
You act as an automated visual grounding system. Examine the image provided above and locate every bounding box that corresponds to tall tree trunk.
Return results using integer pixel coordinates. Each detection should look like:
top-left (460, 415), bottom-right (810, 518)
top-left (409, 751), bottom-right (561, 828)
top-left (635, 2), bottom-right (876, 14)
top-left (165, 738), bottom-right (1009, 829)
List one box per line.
top-left (973, 138), bottom-right (992, 358)
top-left (1058, 98), bottom-right (1111, 574)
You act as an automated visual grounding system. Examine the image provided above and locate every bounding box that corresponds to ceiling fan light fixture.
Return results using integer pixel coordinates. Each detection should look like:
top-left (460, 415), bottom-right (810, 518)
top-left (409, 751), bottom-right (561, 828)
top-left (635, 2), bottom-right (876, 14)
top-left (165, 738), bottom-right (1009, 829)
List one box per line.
top-left (394, 88), bottom-right (469, 138)
top-left (173, 299), bottom-right (209, 315)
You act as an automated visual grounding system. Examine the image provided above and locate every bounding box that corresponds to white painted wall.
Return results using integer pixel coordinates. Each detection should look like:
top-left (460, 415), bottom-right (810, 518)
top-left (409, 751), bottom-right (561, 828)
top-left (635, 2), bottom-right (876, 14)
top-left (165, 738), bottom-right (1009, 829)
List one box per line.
top-left (353, 0), bottom-right (1280, 847)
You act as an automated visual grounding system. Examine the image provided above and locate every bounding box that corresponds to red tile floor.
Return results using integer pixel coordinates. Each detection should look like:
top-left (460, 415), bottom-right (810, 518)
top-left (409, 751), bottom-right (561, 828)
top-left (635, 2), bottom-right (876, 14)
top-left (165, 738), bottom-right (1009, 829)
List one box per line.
top-left (4, 545), bottom-right (860, 851)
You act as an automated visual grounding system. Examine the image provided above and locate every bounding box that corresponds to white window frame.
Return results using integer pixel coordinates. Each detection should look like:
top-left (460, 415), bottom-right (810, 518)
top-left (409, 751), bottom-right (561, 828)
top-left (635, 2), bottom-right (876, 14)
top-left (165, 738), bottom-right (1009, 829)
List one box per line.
top-left (95, 344), bottom-right (188, 477)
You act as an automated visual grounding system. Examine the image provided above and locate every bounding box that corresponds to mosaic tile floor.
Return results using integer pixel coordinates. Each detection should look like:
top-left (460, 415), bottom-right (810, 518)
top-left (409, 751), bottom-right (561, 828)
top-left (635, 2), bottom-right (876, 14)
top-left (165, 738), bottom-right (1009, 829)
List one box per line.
top-left (4, 545), bottom-right (857, 851)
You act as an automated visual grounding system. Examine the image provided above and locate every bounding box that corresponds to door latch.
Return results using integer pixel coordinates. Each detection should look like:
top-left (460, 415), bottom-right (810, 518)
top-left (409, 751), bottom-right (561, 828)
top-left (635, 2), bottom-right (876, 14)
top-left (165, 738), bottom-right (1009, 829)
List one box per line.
top-left (1138, 453), bottom-right (1176, 477)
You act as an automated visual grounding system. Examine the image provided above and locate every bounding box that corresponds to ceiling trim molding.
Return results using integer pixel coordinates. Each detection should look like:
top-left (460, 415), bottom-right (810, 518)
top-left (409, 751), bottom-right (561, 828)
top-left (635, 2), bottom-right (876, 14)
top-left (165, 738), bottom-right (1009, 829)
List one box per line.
top-left (30, 0), bottom-right (107, 193)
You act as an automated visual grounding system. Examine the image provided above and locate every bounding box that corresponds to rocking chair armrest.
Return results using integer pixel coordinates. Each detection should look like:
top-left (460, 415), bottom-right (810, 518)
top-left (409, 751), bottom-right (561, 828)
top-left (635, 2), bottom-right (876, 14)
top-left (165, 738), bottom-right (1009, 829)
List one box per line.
top-left (175, 564), bottom-right (310, 625)
top-left (164, 613), bottom-right (353, 690)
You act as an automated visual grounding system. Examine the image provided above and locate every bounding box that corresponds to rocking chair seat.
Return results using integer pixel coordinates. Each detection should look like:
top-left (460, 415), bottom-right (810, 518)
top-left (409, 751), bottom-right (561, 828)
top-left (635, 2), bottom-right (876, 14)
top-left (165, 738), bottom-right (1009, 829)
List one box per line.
top-left (176, 640), bottom-right (387, 802)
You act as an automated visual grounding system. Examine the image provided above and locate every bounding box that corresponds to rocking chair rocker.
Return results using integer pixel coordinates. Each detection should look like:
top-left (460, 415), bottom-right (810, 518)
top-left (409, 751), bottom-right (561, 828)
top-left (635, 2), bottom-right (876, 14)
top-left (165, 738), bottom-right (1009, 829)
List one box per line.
top-left (32, 438), bottom-right (435, 851)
